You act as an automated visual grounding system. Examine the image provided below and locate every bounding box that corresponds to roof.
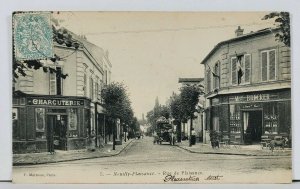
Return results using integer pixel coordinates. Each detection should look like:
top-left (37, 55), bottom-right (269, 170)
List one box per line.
top-left (178, 78), bottom-right (204, 83)
top-left (59, 28), bottom-right (112, 69)
top-left (200, 27), bottom-right (280, 65)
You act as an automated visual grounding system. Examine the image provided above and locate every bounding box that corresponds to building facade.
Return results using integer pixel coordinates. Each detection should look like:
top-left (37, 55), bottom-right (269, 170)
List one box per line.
top-left (201, 27), bottom-right (291, 145)
top-left (13, 33), bottom-right (112, 153)
top-left (178, 78), bottom-right (205, 142)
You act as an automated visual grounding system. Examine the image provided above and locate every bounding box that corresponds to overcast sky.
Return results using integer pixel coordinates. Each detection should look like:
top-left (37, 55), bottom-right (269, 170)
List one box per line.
top-left (54, 12), bottom-right (274, 119)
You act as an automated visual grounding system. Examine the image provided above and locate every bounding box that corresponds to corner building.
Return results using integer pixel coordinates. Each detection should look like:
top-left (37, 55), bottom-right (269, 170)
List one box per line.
top-left (13, 33), bottom-right (112, 153)
top-left (201, 27), bottom-right (291, 145)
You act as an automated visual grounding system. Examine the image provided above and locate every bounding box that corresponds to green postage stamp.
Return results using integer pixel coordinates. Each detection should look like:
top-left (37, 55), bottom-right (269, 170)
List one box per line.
top-left (13, 12), bottom-right (53, 61)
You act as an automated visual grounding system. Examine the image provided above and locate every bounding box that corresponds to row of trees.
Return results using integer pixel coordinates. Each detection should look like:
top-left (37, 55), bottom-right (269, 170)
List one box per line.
top-left (146, 84), bottom-right (204, 146)
top-left (101, 82), bottom-right (140, 150)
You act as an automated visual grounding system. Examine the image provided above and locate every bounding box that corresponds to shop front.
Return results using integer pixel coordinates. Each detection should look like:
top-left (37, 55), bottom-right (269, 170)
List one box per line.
top-left (208, 89), bottom-right (291, 145)
top-left (13, 93), bottom-right (91, 154)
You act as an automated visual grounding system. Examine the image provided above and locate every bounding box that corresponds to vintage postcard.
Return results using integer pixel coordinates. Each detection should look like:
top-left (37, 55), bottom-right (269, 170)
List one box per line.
top-left (12, 11), bottom-right (292, 183)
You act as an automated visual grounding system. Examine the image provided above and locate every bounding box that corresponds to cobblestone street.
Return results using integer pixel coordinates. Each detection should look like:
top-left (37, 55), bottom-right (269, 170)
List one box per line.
top-left (13, 137), bottom-right (292, 183)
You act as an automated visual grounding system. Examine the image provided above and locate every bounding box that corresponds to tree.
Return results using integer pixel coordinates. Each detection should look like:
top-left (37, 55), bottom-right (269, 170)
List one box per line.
top-left (262, 12), bottom-right (290, 47)
top-left (101, 82), bottom-right (132, 150)
top-left (146, 98), bottom-right (171, 134)
top-left (169, 93), bottom-right (185, 142)
top-left (179, 84), bottom-right (204, 146)
top-left (13, 12), bottom-right (81, 83)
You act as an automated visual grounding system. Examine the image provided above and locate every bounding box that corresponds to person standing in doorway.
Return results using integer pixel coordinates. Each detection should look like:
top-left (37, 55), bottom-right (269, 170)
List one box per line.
top-left (47, 123), bottom-right (55, 154)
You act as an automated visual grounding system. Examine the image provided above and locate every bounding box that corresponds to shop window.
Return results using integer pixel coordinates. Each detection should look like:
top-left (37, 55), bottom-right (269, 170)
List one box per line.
top-left (261, 49), bottom-right (277, 82)
top-left (229, 105), bottom-right (241, 133)
top-left (35, 108), bottom-right (46, 139)
top-left (263, 103), bottom-right (278, 134)
top-left (68, 108), bottom-right (78, 131)
top-left (12, 108), bottom-right (18, 140)
top-left (212, 116), bottom-right (219, 131)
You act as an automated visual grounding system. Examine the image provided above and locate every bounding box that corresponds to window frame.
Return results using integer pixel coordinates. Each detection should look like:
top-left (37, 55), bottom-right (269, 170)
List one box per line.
top-left (243, 54), bottom-right (251, 85)
top-left (213, 62), bottom-right (220, 90)
top-left (206, 68), bottom-right (211, 93)
top-left (231, 56), bottom-right (238, 86)
top-left (49, 66), bottom-right (63, 95)
top-left (231, 54), bottom-right (252, 86)
top-left (261, 49), bottom-right (277, 82)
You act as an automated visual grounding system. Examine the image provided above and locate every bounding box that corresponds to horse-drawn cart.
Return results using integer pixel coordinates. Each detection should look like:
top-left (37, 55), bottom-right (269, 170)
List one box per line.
top-left (154, 116), bottom-right (176, 145)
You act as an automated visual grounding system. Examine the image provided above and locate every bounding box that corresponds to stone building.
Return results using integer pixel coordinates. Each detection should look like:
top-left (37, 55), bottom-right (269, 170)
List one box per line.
top-left (201, 27), bottom-right (291, 145)
top-left (13, 32), bottom-right (112, 153)
top-left (178, 78), bottom-right (205, 142)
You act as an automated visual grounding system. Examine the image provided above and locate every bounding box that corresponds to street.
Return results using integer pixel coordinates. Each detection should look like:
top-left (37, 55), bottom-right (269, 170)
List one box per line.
top-left (13, 137), bottom-right (292, 184)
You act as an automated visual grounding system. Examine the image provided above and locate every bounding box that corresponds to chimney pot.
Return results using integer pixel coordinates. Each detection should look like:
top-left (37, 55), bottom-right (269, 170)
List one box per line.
top-left (235, 26), bottom-right (244, 37)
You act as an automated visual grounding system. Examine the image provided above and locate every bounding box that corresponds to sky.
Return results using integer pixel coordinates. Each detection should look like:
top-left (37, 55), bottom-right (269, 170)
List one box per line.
top-left (54, 12), bottom-right (274, 119)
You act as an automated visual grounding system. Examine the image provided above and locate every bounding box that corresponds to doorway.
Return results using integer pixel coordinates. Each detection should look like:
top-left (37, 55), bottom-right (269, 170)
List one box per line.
top-left (47, 115), bottom-right (68, 151)
top-left (243, 110), bottom-right (262, 144)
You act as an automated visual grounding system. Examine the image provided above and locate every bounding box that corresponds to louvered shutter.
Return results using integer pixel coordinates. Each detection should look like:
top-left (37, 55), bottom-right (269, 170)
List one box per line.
top-left (269, 50), bottom-right (276, 80)
top-left (206, 70), bottom-right (211, 92)
top-left (49, 72), bottom-right (56, 95)
top-left (261, 51), bottom-right (268, 81)
top-left (231, 58), bottom-right (237, 85)
top-left (244, 54), bottom-right (251, 83)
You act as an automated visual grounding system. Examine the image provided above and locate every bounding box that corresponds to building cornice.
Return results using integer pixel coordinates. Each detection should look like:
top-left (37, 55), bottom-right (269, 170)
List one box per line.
top-left (200, 27), bottom-right (280, 65)
top-left (205, 80), bottom-right (291, 98)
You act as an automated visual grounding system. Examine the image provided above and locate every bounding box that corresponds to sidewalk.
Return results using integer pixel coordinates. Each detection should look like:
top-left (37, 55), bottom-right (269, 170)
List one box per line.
top-left (13, 139), bottom-right (134, 166)
top-left (176, 140), bottom-right (292, 156)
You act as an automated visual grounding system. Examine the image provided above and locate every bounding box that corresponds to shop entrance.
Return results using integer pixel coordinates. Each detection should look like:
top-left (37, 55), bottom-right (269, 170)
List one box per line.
top-left (47, 115), bottom-right (68, 152)
top-left (243, 110), bottom-right (263, 144)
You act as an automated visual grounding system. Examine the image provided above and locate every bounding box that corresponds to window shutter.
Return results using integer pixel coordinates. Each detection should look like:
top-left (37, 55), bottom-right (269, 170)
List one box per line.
top-left (206, 70), bottom-right (211, 92)
top-left (244, 54), bottom-right (251, 83)
top-left (214, 63), bottom-right (219, 89)
top-left (90, 78), bottom-right (94, 100)
top-left (261, 51), bottom-right (268, 81)
top-left (83, 73), bottom-right (87, 96)
top-left (49, 72), bottom-right (56, 95)
top-left (56, 67), bottom-right (62, 95)
top-left (19, 108), bottom-right (26, 140)
top-left (231, 58), bottom-right (237, 85)
top-left (269, 50), bottom-right (276, 80)
top-left (27, 107), bottom-right (35, 140)
top-left (95, 82), bottom-right (98, 101)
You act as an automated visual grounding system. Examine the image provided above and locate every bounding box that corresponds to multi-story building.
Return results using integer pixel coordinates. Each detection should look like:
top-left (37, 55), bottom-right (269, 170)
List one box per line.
top-left (178, 78), bottom-right (205, 142)
top-left (13, 32), bottom-right (112, 153)
top-left (201, 27), bottom-right (291, 145)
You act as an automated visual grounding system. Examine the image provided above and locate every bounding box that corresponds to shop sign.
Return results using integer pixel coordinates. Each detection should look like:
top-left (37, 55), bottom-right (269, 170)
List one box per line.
top-left (230, 94), bottom-right (274, 103)
top-left (28, 97), bottom-right (84, 106)
top-left (241, 103), bottom-right (262, 109)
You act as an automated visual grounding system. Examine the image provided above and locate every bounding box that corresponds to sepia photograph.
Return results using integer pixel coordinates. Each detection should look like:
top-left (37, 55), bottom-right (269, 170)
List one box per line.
top-left (11, 11), bottom-right (292, 184)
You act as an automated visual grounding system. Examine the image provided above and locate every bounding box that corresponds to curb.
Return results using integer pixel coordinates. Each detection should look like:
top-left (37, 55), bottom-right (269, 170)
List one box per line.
top-left (175, 144), bottom-right (291, 157)
top-left (13, 139), bottom-right (135, 166)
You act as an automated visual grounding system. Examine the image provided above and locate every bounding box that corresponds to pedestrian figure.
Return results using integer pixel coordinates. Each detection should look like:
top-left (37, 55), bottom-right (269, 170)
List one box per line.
top-left (153, 131), bottom-right (158, 144)
top-left (47, 124), bottom-right (55, 154)
top-left (89, 130), bottom-right (96, 151)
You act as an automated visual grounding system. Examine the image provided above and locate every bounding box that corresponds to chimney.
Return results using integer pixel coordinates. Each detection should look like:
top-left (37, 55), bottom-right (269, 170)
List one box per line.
top-left (235, 26), bottom-right (244, 37)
